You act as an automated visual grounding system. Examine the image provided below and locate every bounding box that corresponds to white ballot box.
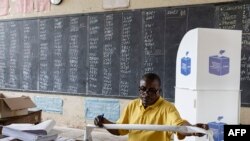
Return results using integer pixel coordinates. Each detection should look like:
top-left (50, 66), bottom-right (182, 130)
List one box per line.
top-left (175, 28), bottom-right (241, 141)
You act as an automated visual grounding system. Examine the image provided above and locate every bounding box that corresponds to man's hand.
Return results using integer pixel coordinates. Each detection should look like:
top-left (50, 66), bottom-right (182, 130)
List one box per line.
top-left (192, 123), bottom-right (209, 137)
top-left (94, 114), bottom-right (105, 127)
top-left (93, 115), bottom-right (120, 135)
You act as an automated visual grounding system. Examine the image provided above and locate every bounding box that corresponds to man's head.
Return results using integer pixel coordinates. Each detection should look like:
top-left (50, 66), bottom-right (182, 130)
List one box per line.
top-left (139, 73), bottom-right (161, 108)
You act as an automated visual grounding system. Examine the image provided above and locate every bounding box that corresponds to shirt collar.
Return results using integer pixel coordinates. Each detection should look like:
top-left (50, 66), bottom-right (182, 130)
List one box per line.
top-left (139, 96), bottom-right (163, 109)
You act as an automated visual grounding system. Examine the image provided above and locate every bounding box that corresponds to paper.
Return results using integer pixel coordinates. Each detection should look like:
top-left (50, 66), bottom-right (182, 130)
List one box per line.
top-left (2, 120), bottom-right (57, 141)
top-left (34, 0), bottom-right (51, 12)
top-left (0, 136), bottom-right (74, 141)
top-left (84, 124), bottom-right (214, 141)
top-left (0, 137), bottom-right (16, 141)
top-left (0, 0), bottom-right (9, 16)
top-left (6, 120), bottom-right (56, 133)
top-left (2, 127), bottom-right (58, 141)
top-left (34, 96), bottom-right (63, 114)
top-left (15, 0), bottom-right (34, 13)
top-left (103, 0), bottom-right (130, 9)
top-left (85, 98), bottom-right (120, 122)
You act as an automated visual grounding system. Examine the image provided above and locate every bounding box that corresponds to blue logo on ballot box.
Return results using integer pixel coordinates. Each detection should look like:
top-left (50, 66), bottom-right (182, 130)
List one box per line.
top-left (208, 116), bottom-right (226, 141)
top-left (209, 50), bottom-right (230, 76)
top-left (181, 51), bottom-right (191, 76)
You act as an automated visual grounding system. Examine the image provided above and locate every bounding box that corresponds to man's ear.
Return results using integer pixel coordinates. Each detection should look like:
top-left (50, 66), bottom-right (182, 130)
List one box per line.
top-left (158, 89), bottom-right (162, 95)
top-left (159, 88), bottom-right (162, 92)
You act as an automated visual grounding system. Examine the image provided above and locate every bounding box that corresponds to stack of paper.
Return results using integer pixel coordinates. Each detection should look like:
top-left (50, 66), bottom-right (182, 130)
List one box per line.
top-left (1, 120), bottom-right (58, 141)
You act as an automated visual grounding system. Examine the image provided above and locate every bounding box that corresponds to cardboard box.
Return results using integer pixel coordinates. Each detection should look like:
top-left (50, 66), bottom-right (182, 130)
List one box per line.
top-left (0, 94), bottom-right (36, 118)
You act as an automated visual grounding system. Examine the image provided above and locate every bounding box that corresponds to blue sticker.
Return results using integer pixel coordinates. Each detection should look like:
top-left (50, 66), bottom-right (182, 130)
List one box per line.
top-left (181, 51), bottom-right (191, 76)
top-left (33, 96), bottom-right (63, 114)
top-left (209, 50), bottom-right (230, 76)
top-left (85, 98), bottom-right (120, 122)
top-left (208, 122), bottom-right (225, 141)
top-left (208, 116), bottom-right (225, 141)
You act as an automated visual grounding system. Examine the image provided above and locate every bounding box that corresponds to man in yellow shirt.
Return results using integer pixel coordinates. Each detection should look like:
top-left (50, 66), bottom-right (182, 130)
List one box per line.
top-left (94, 73), bottom-right (208, 141)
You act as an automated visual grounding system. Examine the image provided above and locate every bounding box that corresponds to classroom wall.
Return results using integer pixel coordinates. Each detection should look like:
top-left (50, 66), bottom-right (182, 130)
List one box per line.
top-left (0, 0), bottom-right (236, 20)
top-left (1, 0), bottom-right (250, 129)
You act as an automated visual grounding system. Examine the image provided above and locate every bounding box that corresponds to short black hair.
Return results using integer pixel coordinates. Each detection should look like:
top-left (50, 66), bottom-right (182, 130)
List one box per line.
top-left (142, 73), bottom-right (161, 86)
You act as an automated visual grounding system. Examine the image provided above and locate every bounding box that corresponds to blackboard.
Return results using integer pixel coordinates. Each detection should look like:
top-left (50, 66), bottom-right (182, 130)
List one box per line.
top-left (1, 1), bottom-right (250, 107)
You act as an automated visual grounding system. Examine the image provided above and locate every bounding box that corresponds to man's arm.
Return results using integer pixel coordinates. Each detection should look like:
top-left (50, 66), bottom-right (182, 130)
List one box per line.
top-left (167, 104), bottom-right (209, 139)
top-left (94, 115), bottom-right (120, 135)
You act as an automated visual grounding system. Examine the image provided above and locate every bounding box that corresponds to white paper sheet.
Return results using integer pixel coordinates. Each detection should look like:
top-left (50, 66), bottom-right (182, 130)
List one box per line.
top-left (85, 124), bottom-right (214, 141)
top-left (6, 120), bottom-right (56, 133)
top-left (2, 127), bottom-right (57, 141)
top-left (1, 120), bottom-right (57, 141)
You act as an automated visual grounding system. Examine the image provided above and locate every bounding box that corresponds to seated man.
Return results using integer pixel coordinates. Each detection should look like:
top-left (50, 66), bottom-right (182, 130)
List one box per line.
top-left (94, 73), bottom-right (208, 141)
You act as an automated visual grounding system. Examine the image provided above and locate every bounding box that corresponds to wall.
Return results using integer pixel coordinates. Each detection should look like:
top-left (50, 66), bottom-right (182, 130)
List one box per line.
top-left (1, 0), bottom-right (249, 129)
top-left (0, 0), bottom-right (236, 19)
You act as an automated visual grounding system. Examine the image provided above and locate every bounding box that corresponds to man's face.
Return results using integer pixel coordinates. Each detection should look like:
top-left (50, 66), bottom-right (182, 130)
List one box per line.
top-left (139, 79), bottom-right (160, 107)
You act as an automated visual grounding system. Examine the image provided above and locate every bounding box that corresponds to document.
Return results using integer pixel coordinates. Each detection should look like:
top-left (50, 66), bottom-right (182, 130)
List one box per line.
top-left (85, 124), bottom-right (214, 141)
top-left (1, 120), bottom-right (57, 141)
top-left (2, 127), bottom-right (57, 141)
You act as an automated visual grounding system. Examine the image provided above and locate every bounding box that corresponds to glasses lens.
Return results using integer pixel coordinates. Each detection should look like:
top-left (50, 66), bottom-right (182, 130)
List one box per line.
top-left (139, 86), bottom-right (146, 92)
top-left (139, 87), bottom-right (158, 95)
top-left (147, 88), bottom-right (158, 95)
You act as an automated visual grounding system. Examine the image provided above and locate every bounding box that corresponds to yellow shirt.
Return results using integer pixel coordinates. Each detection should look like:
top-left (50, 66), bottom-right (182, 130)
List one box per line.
top-left (117, 97), bottom-right (186, 141)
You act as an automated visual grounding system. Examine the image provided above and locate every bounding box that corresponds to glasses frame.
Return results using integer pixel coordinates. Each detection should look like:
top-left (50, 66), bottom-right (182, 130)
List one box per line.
top-left (138, 86), bottom-right (160, 96)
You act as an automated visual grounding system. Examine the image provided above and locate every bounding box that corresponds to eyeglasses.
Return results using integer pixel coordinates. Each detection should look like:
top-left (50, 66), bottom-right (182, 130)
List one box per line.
top-left (139, 86), bottom-right (159, 95)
